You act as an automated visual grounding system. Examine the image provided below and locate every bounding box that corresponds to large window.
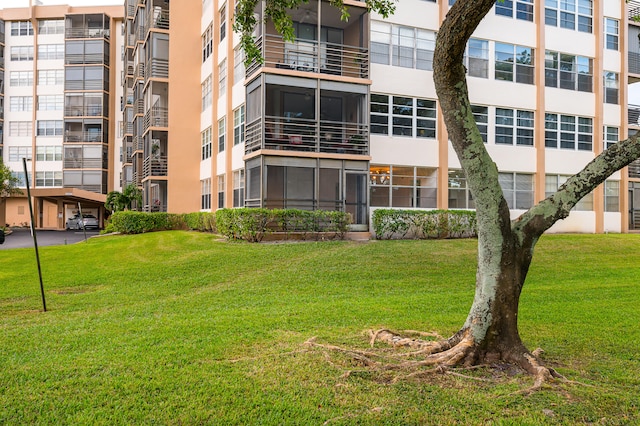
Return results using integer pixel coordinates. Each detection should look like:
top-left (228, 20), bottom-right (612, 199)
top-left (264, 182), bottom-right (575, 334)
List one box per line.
top-left (545, 113), bottom-right (592, 151)
top-left (233, 105), bottom-right (245, 146)
top-left (545, 51), bottom-right (592, 92)
top-left (218, 117), bottom-right (226, 152)
top-left (370, 94), bottom-right (436, 138)
top-left (218, 59), bottom-right (227, 97)
top-left (10, 71), bottom-right (33, 86)
top-left (201, 178), bottom-right (211, 210)
top-left (472, 105), bottom-right (489, 143)
top-left (605, 18), bottom-right (619, 50)
top-left (202, 24), bottom-right (213, 62)
top-left (499, 172), bottom-right (533, 209)
top-left (495, 108), bottom-right (534, 146)
top-left (38, 20), bottom-right (65, 35)
top-left (11, 21), bottom-right (33, 36)
top-left (10, 96), bottom-right (33, 112)
top-left (546, 175), bottom-right (592, 210)
top-left (36, 120), bottom-right (63, 136)
top-left (604, 71), bottom-right (619, 105)
top-left (35, 171), bottom-right (63, 187)
top-left (9, 122), bottom-right (32, 137)
top-left (496, 0), bottom-right (534, 22)
top-left (201, 126), bottom-right (212, 160)
top-left (10, 46), bottom-right (34, 61)
top-left (36, 146), bottom-right (63, 161)
top-left (604, 180), bottom-right (619, 212)
top-left (38, 69), bottom-right (64, 86)
top-left (604, 126), bottom-right (618, 150)
top-left (465, 38), bottom-right (489, 78)
top-left (495, 43), bottom-right (534, 84)
top-left (545, 0), bottom-right (593, 33)
top-left (448, 170), bottom-right (474, 209)
top-left (370, 22), bottom-right (436, 71)
top-left (233, 46), bottom-right (245, 84)
top-left (8, 146), bottom-right (32, 162)
top-left (37, 44), bottom-right (64, 60)
top-left (201, 75), bottom-right (212, 111)
top-left (219, 4), bottom-right (227, 41)
top-left (38, 95), bottom-right (63, 111)
top-left (370, 165), bottom-right (437, 208)
top-left (217, 174), bottom-right (225, 208)
top-left (233, 169), bottom-right (245, 207)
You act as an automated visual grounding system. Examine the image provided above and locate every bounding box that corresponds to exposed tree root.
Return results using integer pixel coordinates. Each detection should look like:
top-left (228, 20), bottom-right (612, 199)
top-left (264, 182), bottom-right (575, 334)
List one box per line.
top-left (306, 329), bottom-right (583, 394)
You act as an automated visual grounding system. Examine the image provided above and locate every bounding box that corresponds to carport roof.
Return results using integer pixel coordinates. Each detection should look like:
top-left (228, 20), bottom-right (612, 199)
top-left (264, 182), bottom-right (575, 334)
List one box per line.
top-left (26, 188), bottom-right (107, 206)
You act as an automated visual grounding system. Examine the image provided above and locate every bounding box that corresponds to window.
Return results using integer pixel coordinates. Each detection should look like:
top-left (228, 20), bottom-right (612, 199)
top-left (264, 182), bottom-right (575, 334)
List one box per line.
top-left (10, 71), bottom-right (33, 86)
top-left (465, 38), bottom-right (489, 78)
top-left (38, 20), bottom-right (65, 35)
top-left (9, 121), bottom-right (32, 137)
top-left (605, 18), bottom-right (619, 50)
top-left (201, 127), bottom-right (212, 160)
top-left (218, 117), bottom-right (226, 152)
top-left (546, 175), bottom-right (593, 210)
top-left (36, 120), bottom-right (63, 136)
top-left (8, 146), bottom-right (32, 162)
top-left (217, 174), bottom-right (225, 208)
top-left (10, 96), bottom-right (33, 112)
top-left (496, 0), bottom-right (534, 22)
top-left (604, 71), bottom-right (619, 105)
top-left (35, 171), bottom-right (63, 187)
top-left (234, 105), bottom-right (245, 145)
top-left (546, 0), bottom-right (593, 33)
top-left (233, 46), bottom-right (245, 84)
top-left (37, 44), bottom-right (64, 60)
top-left (448, 169), bottom-right (474, 209)
top-left (233, 169), bottom-right (245, 207)
top-left (370, 165), bottom-right (437, 208)
top-left (545, 51), bottom-right (592, 92)
top-left (472, 105), bottom-right (488, 143)
top-left (499, 173), bottom-right (533, 209)
top-left (495, 108), bottom-right (534, 146)
top-left (495, 43), bottom-right (534, 84)
top-left (38, 69), bottom-right (64, 86)
top-left (545, 113), bottom-right (592, 151)
top-left (219, 4), bottom-right (227, 41)
top-left (37, 95), bottom-right (63, 111)
top-left (11, 21), bottom-right (33, 36)
top-left (10, 46), bottom-right (34, 61)
top-left (36, 146), bottom-right (63, 161)
top-left (370, 94), bottom-right (436, 138)
top-left (11, 172), bottom-right (32, 188)
top-left (370, 22), bottom-right (436, 71)
top-left (604, 126), bottom-right (618, 150)
top-left (201, 75), bottom-right (212, 111)
top-left (202, 25), bottom-right (213, 62)
top-left (201, 178), bottom-right (211, 210)
top-left (604, 180), bottom-right (619, 212)
top-left (219, 59), bottom-right (227, 97)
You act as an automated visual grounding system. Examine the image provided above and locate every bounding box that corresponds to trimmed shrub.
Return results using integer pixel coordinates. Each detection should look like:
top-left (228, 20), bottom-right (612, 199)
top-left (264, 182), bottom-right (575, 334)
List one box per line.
top-left (372, 209), bottom-right (477, 240)
top-left (184, 212), bottom-right (216, 232)
top-left (106, 211), bottom-right (185, 234)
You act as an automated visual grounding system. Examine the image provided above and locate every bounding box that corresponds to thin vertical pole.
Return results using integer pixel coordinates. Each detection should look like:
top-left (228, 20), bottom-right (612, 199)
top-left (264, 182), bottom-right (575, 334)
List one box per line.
top-left (23, 158), bottom-right (47, 312)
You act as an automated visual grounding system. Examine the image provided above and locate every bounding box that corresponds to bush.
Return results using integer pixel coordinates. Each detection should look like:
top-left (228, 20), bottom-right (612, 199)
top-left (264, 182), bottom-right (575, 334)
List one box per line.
top-left (372, 209), bottom-right (477, 240)
top-left (216, 208), bottom-right (351, 242)
top-left (183, 212), bottom-right (216, 232)
top-left (106, 211), bottom-right (185, 234)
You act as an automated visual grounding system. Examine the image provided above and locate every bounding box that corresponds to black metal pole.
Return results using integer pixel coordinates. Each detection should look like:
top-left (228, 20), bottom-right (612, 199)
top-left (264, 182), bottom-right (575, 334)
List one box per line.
top-left (77, 202), bottom-right (87, 242)
top-left (23, 158), bottom-right (47, 312)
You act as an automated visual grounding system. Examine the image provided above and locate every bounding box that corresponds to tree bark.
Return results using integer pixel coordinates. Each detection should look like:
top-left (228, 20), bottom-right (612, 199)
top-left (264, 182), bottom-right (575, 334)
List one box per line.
top-left (430, 0), bottom-right (640, 375)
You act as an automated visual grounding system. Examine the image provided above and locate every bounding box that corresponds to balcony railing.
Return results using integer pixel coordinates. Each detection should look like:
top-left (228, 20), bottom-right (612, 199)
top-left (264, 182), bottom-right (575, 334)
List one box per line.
top-left (145, 58), bottom-right (168, 81)
top-left (629, 1), bottom-right (640, 21)
top-left (64, 131), bottom-right (105, 143)
top-left (245, 116), bottom-right (369, 155)
top-left (143, 155), bottom-right (168, 178)
top-left (65, 28), bottom-right (110, 40)
top-left (146, 7), bottom-right (170, 34)
top-left (144, 105), bottom-right (168, 132)
top-left (246, 35), bottom-right (369, 79)
top-left (64, 106), bottom-right (104, 117)
top-left (630, 52), bottom-right (640, 75)
top-left (63, 158), bottom-right (106, 169)
top-left (135, 63), bottom-right (145, 80)
top-left (135, 99), bottom-right (145, 115)
top-left (629, 104), bottom-right (640, 127)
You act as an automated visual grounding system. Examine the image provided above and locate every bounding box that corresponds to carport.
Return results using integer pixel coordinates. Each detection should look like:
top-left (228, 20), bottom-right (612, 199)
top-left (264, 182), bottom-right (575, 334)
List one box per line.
top-left (28, 188), bottom-right (107, 230)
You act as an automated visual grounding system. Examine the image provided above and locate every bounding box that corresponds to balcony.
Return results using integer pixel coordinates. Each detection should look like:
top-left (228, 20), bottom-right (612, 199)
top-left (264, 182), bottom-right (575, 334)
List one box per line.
top-left (629, 104), bottom-right (640, 128)
top-left (245, 116), bottom-right (368, 155)
top-left (246, 35), bottom-right (369, 79)
top-left (630, 1), bottom-right (640, 21)
top-left (64, 131), bottom-right (105, 143)
top-left (145, 58), bottom-right (168, 81)
top-left (65, 28), bottom-right (110, 40)
top-left (143, 105), bottom-right (168, 132)
top-left (145, 7), bottom-right (170, 34)
top-left (143, 155), bottom-right (168, 178)
top-left (135, 63), bottom-right (145, 80)
top-left (64, 106), bottom-right (104, 117)
top-left (64, 158), bottom-right (106, 169)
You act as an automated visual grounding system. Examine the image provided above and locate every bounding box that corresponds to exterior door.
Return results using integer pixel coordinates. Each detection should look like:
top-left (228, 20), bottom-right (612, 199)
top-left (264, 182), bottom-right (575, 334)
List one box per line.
top-left (345, 172), bottom-right (367, 229)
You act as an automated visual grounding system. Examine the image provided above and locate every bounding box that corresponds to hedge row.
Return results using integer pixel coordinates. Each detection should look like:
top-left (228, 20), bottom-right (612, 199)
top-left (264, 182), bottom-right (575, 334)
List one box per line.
top-left (215, 208), bottom-right (351, 242)
top-left (372, 209), bottom-right (477, 240)
top-left (104, 209), bottom-right (350, 242)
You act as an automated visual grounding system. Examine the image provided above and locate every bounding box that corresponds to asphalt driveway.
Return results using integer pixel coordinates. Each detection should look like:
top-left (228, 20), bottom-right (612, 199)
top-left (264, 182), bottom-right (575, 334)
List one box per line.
top-left (0, 228), bottom-right (100, 250)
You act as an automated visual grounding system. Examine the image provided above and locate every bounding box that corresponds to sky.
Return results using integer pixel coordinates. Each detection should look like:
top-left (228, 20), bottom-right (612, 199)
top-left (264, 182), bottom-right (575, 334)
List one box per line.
top-left (0, 0), bottom-right (122, 7)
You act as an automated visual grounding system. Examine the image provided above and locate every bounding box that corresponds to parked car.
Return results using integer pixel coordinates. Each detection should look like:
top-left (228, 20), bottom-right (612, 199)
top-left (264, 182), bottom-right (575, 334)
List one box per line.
top-left (66, 214), bottom-right (99, 230)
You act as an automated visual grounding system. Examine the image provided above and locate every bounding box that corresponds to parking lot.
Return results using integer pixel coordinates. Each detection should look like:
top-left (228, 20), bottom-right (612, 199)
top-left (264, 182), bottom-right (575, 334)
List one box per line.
top-left (0, 228), bottom-right (100, 250)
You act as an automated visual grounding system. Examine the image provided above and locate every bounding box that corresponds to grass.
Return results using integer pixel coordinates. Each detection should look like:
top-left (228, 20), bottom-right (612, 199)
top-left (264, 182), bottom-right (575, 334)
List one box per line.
top-left (1, 231), bottom-right (639, 424)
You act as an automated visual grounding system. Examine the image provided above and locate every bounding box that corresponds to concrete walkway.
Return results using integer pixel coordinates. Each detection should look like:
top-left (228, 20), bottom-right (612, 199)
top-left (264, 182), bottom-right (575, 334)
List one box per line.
top-left (0, 228), bottom-right (99, 250)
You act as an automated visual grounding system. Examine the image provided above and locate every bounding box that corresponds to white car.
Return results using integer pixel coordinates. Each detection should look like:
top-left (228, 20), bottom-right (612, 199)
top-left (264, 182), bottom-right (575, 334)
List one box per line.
top-left (66, 214), bottom-right (99, 230)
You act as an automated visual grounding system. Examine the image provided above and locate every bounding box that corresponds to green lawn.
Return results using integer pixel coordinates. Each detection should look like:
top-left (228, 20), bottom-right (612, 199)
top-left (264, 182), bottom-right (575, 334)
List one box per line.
top-left (1, 232), bottom-right (639, 424)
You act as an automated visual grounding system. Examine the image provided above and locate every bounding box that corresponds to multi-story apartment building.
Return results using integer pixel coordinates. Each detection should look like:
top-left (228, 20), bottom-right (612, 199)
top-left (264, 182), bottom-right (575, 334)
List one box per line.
top-left (0, 2), bottom-right (123, 228)
top-left (3, 0), bottom-right (640, 235)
